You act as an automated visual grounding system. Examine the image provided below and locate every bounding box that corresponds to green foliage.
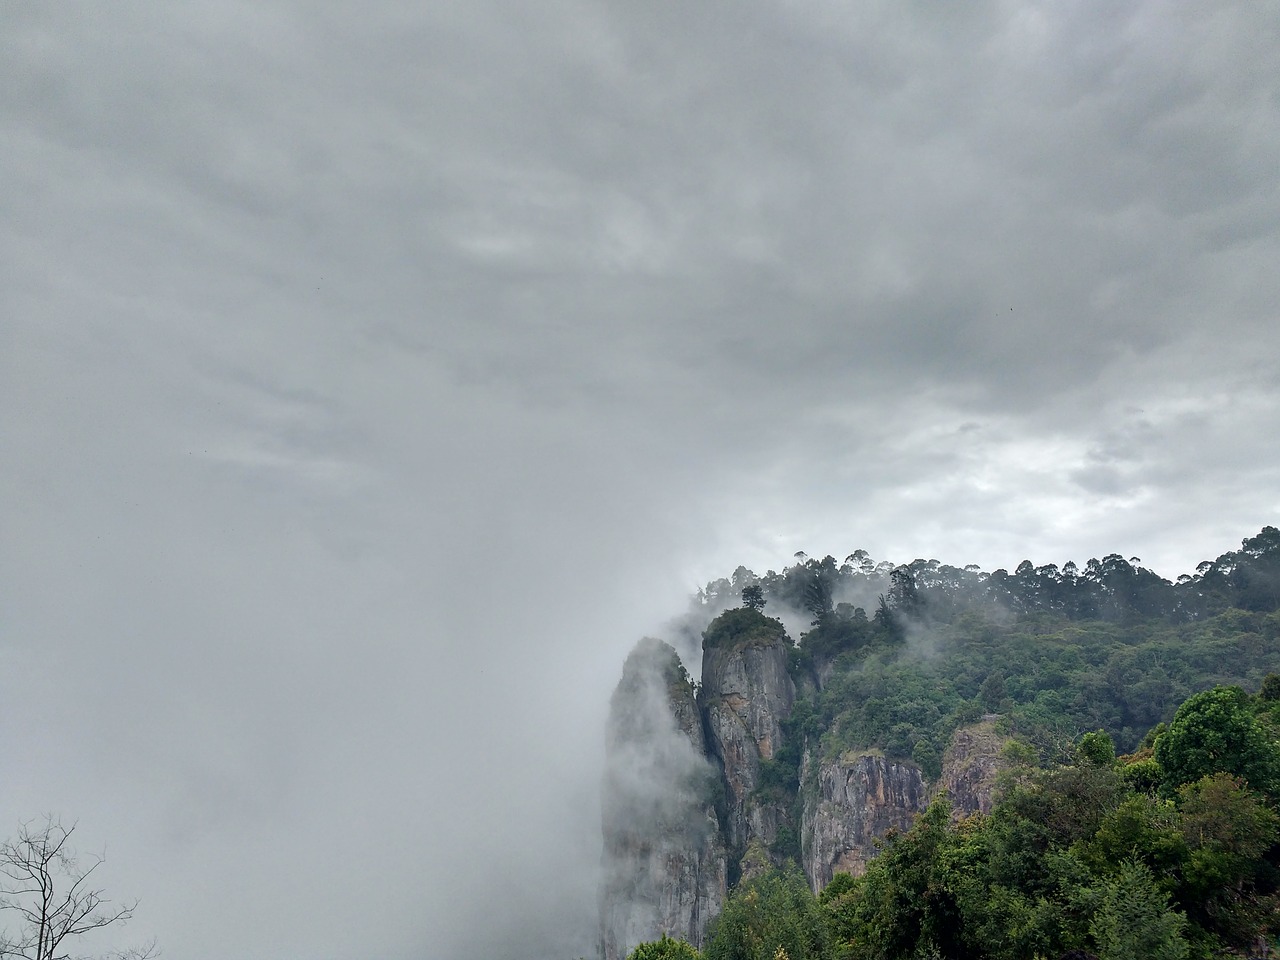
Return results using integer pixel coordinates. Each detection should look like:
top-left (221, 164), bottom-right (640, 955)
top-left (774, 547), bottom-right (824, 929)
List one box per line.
top-left (703, 608), bottom-right (790, 652)
top-left (1153, 686), bottom-right (1280, 794)
top-left (628, 934), bottom-right (704, 960)
top-left (836, 798), bottom-right (972, 960)
top-left (1078, 730), bottom-right (1116, 766)
top-left (796, 607), bottom-right (1280, 780)
top-left (800, 615), bottom-right (872, 666)
top-left (742, 585), bottom-right (767, 612)
top-left (911, 737), bottom-right (942, 781)
top-left (817, 872), bottom-right (857, 904)
top-left (686, 686), bottom-right (1280, 960)
top-left (979, 672), bottom-right (1006, 712)
top-left (1118, 754), bottom-right (1162, 793)
top-left (682, 530), bottom-right (1280, 958)
top-left (1077, 794), bottom-right (1186, 883)
top-left (704, 868), bottom-right (829, 960)
top-left (1261, 672), bottom-right (1280, 701)
top-left (1174, 773), bottom-right (1280, 949)
top-left (1088, 861), bottom-right (1188, 960)
top-left (705, 527), bottom-right (1280, 632)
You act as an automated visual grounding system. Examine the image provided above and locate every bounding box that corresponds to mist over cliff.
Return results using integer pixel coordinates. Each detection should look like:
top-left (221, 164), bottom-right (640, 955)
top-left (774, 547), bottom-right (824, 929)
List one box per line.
top-left (600, 529), bottom-right (1280, 957)
top-left (4, 2), bottom-right (1279, 958)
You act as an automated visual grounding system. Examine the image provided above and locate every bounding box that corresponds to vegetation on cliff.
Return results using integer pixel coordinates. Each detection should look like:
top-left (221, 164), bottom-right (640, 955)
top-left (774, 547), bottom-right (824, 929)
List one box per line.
top-left (702, 608), bottom-right (791, 653)
top-left (613, 527), bottom-right (1280, 958)
top-left (627, 679), bottom-right (1280, 959)
top-left (708, 527), bottom-right (1280, 826)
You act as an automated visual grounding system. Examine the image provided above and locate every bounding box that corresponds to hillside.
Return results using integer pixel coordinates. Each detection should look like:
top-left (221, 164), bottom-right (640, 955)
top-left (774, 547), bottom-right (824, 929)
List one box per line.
top-left (600, 527), bottom-right (1280, 959)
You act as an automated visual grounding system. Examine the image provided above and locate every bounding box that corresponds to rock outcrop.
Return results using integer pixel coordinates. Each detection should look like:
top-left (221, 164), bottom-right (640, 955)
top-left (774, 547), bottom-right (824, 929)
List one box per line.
top-left (798, 721), bottom-right (1009, 892)
top-left (935, 718), bottom-right (1008, 817)
top-left (599, 617), bottom-right (1011, 953)
top-left (801, 752), bottom-right (929, 891)
top-left (699, 618), bottom-right (795, 859)
top-left (599, 639), bottom-right (727, 960)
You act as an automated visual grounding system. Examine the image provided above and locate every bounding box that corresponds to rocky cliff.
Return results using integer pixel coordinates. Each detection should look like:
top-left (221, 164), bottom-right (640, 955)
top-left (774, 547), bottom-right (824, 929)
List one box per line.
top-left (599, 639), bottom-right (727, 960)
top-left (599, 611), bottom-right (795, 956)
top-left (801, 752), bottom-right (929, 891)
top-left (798, 721), bottom-right (1009, 892)
top-left (599, 621), bottom-right (1007, 954)
top-left (698, 614), bottom-right (796, 857)
top-left (936, 718), bottom-right (1008, 817)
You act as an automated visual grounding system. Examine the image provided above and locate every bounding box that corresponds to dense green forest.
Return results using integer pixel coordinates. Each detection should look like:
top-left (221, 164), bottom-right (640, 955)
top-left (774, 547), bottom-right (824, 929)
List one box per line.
top-left (629, 681), bottom-right (1280, 960)
top-left (703, 527), bottom-right (1280, 780)
top-left (627, 527), bottom-right (1280, 959)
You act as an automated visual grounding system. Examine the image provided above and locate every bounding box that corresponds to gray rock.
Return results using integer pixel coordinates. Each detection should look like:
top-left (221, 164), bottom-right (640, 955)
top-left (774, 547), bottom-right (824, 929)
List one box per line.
top-left (801, 752), bottom-right (928, 891)
top-left (700, 638), bottom-right (795, 854)
top-left (599, 639), bottom-right (727, 960)
top-left (935, 719), bottom-right (1008, 818)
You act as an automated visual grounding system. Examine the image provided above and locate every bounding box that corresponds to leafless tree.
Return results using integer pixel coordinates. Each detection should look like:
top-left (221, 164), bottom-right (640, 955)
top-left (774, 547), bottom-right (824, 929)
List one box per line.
top-left (0, 817), bottom-right (156, 960)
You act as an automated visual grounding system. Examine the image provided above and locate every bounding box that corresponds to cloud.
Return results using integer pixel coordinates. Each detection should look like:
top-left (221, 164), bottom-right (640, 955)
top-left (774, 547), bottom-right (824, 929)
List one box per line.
top-left (2, 2), bottom-right (1279, 957)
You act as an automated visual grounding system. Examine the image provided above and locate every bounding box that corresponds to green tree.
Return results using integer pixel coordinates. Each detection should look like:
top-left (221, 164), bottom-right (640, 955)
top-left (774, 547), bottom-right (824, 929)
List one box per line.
top-left (840, 797), bottom-right (974, 960)
top-left (1175, 773), bottom-right (1280, 949)
top-left (628, 934), bottom-right (704, 960)
top-left (742, 585), bottom-right (766, 612)
top-left (1154, 686), bottom-right (1280, 794)
top-left (1261, 673), bottom-right (1280, 702)
top-left (1078, 730), bottom-right (1116, 767)
top-left (979, 673), bottom-right (1006, 712)
top-left (1078, 794), bottom-right (1186, 886)
top-left (1088, 861), bottom-right (1188, 960)
top-left (703, 869), bottom-right (828, 960)
top-left (817, 872), bottom-right (861, 959)
top-left (703, 608), bottom-right (790, 652)
top-left (803, 577), bottom-right (832, 625)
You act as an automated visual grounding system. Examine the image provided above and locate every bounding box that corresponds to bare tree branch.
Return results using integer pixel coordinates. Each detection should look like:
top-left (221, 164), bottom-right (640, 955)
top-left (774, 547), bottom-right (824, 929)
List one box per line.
top-left (0, 817), bottom-right (157, 960)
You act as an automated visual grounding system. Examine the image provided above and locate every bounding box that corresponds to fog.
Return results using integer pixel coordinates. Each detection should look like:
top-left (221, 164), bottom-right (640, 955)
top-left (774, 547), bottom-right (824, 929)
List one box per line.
top-left (3, 2), bottom-right (1279, 957)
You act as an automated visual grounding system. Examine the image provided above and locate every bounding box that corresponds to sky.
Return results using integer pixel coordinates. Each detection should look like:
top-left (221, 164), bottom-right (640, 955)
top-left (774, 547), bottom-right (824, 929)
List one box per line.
top-left (2, 2), bottom-right (1278, 957)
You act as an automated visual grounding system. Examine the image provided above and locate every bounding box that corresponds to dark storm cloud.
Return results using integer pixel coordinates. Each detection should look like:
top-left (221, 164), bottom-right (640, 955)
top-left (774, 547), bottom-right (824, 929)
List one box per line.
top-left (3, 2), bottom-right (1279, 958)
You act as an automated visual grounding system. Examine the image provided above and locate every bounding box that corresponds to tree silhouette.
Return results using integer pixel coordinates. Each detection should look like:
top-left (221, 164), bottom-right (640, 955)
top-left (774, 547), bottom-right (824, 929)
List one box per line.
top-left (0, 817), bottom-right (156, 960)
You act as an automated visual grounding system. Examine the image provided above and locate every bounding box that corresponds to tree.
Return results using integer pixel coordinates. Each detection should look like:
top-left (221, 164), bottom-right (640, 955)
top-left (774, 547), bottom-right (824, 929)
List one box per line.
top-left (980, 673), bottom-right (1007, 712)
top-left (872, 595), bottom-right (900, 641)
top-left (741, 585), bottom-right (766, 612)
top-left (888, 566), bottom-right (920, 616)
top-left (1154, 686), bottom-right (1280, 794)
top-left (627, 934), bottom-right (703, 960)
top-left (839, 797), bottom-right (976, 960)
top-left (1078, 730), bottom-right (1116, 767)
top-left (1174, 774), bottom-right (1280, 949)
top-left (703, 868), bottom-right (828, 960)
top-left (0, 818), bottom-right (156, 960)
top-left (802, 575), bottom-right (832, 625)
top-left (1088, 861), bottom-right (1188, 960)
top-left (1259, 673), bottom-right (1280, 702)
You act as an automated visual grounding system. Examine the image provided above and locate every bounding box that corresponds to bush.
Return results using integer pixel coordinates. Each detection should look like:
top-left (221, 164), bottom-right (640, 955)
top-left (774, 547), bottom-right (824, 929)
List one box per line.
top-left (703, 608), bottom-right (790, 652)
top-left (704, 868), bottom-right (828, 960)
top-left (627, 934), bottom-right (703, 960)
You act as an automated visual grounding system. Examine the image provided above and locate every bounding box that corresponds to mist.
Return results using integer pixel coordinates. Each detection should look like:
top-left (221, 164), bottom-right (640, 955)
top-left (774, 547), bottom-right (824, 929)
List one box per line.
top-left (4, 2), bottom-right (1279, 958)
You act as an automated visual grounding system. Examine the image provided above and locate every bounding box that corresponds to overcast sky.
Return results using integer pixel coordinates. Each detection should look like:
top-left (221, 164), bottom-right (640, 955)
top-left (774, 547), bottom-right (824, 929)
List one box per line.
top-left (2, 2), bottom-right (1278, 958)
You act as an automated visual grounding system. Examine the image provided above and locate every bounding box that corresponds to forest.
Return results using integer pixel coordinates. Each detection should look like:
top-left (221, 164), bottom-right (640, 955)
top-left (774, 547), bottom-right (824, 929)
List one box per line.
top-left (623, 527), bottom-right (1280, 960)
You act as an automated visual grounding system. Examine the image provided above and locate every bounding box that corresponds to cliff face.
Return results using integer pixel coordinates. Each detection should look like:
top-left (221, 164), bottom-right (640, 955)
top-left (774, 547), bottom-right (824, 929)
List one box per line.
top-left (801, 752), bottom-right (928, 891)
top-left (798, 721), bottom-right (1008, 892)
top-left (700, 635), bottom-right (795, 856)
top-left (599, 618), bottom-right (795, 956)
top-left (599, 624), bottom-right (1010, 953)
top-left (936, 719), bottom-right (1008, 817)
top-left (599, 639), bottom-right (727, 960)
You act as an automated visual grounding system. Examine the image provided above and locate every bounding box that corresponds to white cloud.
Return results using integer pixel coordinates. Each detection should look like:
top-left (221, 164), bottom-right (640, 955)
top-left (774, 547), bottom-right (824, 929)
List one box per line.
top-left (2, 2), bottom-right (1278, 957)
